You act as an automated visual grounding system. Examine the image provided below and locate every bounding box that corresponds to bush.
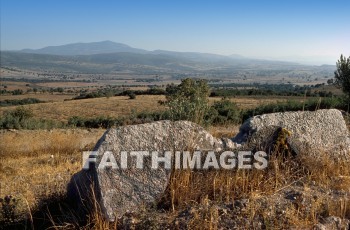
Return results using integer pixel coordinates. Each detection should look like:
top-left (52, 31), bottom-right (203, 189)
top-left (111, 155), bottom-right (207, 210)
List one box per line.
top-left (0, 107), bottom-right (33, 129)
top-left (165, 78), bottom-right (210, 125)
top-left (67, 110), bottom-right (171, 129)
top-left (128, 93), bottom-right (136, 100)
top-left (67, 116), bottom-right (86, 127)
top-left (242, 97), bottom-right (348, 121)
top-left (118, 88), bottom-right (166, 96)
top-left (207, 98), bottom-right (241, 125)
top-left (134, 111), bottom-right (170, 124)
top-left (12, 89), bottom-right (23, 95)
top-left (0, 98), bottom-right (44, 107)
top-left (68, 116), bottom-right (120, 128)
top-left (0, 107), bottom-right (63, 129)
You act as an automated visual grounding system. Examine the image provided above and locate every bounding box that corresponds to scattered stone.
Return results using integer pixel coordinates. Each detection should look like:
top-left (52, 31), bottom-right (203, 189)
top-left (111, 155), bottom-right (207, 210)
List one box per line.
top-left (314, 216), bottom-right (350, 230)
top-left (222, 137), bottom-right (240, 150)
top-left (233, 109), bottom-right (350, 159)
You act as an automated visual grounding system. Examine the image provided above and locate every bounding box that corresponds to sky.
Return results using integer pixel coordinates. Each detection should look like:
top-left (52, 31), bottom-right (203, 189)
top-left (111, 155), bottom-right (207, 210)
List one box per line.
top-left (1, 0), bottom-right (349, 64)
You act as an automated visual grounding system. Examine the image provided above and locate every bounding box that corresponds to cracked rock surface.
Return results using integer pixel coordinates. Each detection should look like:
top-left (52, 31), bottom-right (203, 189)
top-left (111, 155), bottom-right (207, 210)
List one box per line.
top-left (68, 120), bottom-right (226, 221)
top-left (233, 109), bottom-right (350, 159)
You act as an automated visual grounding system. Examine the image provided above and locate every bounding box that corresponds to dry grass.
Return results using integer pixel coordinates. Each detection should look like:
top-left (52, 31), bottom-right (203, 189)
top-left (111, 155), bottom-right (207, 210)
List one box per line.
top-left (0, 81), bottom-right (32, 91)
top-left (0, 95), bottom-right (165, 122)
top-left (164, 152), bottom-right (350, 229)
top-left (0, 95), bottom-right (298, 122)
top-left (0, 93), bottom-right (75, 102)
top-left (0, 127), bottom-right (349, 229)
top-left (209, 96), bottom-right (300, 110)
top-left (0, 129), bottom-right (103, 223)
top-left (208, 125), bottom-right (240, 138)
top-left (167, 154), bottom-right (301, 209)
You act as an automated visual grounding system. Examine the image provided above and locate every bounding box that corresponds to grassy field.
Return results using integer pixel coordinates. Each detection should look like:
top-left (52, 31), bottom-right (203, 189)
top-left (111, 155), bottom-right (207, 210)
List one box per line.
top-left (1, 82), bottom-right (348, 228)
top-left (0, 93), bottom-right (75, 102)
top-left (0, 94), bottom-right (302, 122)
top-left (0, 95), bottom-right (163, 122)
top-left (0, 127), bottom-right (349, 229)
top-left (0, 129), bottom-right (104, 208)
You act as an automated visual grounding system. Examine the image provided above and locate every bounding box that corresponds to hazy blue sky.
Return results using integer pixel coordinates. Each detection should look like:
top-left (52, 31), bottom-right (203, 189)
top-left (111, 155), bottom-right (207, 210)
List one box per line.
top-left (1, 0), bottom-right (349, 64)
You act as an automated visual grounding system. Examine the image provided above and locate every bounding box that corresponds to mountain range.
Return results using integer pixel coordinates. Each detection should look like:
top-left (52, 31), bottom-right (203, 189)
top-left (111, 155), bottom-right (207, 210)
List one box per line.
top-left (1, 41), bottom-right (335, 77)
top-left (18, 40), bottom-right (248, 63)
top-left (20, 41), bottom-right (148, 56)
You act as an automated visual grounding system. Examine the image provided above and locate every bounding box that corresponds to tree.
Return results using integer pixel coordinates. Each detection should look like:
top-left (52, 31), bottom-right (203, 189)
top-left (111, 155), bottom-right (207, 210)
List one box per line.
top-left (56, 87), bottom-right (64, 93)
top-left (128, 92), bottom-right (136, 99)
top-left (165, 78), bottom-right (210, 125)
top-left (208, 98), bottom-right (241, 125)
top-left (327, 79), bottom-right (334, 85)
top-left (334, 54), bottom-right (350, 100)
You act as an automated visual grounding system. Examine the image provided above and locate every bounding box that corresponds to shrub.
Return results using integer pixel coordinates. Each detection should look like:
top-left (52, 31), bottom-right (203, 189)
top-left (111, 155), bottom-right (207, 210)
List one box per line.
top-left (68, 116), bottom-right (119, 128)
top-left (12, 89), bottom-right (23, 95)
top-left (128, 93), bottom-right (136, 100)
top-left (165, 78), bottom-right (210, 125)
top-left (0, 98), bottom-right (44, 107)
top-left (242, 97), bottom-right (347, 120)
top-left (0, 107), bottom-right (64, 130)
top-left (67, 110), bottom-right (171, 129)
top-left (67, 116), bottom-right (86, 127)
top-left (134, 111), bottom-right (170, 124)
top-left (0, 107), bottom-right (33, 129)
top-left (207, 98), bottom-right (241, 125)
top-left (117, 88), bottom-right (166, 97)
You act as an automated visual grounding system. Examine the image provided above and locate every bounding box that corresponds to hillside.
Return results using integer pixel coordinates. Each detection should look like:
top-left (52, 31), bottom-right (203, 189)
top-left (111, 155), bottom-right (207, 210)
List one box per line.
top-left (1, 41), bottom-right (336, 78)
top-left (19, 40), bottom-right (148, 55)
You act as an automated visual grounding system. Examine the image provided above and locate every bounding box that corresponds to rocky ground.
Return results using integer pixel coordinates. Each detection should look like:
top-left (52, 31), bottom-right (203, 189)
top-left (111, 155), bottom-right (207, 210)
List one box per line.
top-left (117, 183), bottom-right (350, 229)
top-left (0, 114), bottom-right (350, 229)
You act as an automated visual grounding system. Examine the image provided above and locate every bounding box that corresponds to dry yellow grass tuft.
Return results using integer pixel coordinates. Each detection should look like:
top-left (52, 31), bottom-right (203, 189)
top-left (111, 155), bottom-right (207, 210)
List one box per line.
top-left (0, 93), bottom-right (74, 102)
top-left (0, 129), bottom-right (103, 222)
top-left (0, 95), bottom-right (166, 122)
top-left (165, 152), bottom-right (350, 228)
top-left (208, 96), bottom-right (296, 110)
top-left (208, 125), bottom-right (240, 138)
top-left (0, 127), bottom-right (349, 228)
top-left (0, 95), bottom-right (299, 123)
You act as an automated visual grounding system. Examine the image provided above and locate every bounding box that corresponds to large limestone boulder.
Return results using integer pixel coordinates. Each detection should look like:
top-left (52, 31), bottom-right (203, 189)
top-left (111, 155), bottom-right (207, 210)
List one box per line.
top-left (233, 109), bottom-right (350, 159)
top-left (68, 120), bottom-right (228, 221)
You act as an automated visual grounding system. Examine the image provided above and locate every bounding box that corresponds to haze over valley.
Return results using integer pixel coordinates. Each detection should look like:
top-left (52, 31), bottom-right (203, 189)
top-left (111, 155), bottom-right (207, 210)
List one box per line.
top-left (1, 41), bottom-right (335, 86)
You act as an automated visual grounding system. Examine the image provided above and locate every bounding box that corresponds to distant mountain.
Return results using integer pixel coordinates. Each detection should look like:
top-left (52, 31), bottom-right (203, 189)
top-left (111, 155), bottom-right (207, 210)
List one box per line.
top-left (0, 51), bottom-right (201, 74)
top-left (151, 50), bottom-right (235, 63)
top-left (229, 54), bottom-right (245, 59)
top-left (20, 41), bottom-right (148, 56)
top-left (18, 41), bottom-right (239, 63)
top-left (1, 41), bottom-right (335, 77)
top-left (12, 41), bottom-right (336, 65)
top-left (1, 49), bottom-right (335, 77)
top-left (13, 41), bottom-right (310, 65)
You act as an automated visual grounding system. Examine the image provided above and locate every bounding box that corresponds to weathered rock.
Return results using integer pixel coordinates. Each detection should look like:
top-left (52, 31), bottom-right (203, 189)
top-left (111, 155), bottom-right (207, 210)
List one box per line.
top-left (241, 125), bottom-right (297, 157)
top-left (68, 120), bottom-right (226, 221)
top-left (314, 216), bottom-right (350, 230)
top-left (233, 109), bottom-right (350, 159)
